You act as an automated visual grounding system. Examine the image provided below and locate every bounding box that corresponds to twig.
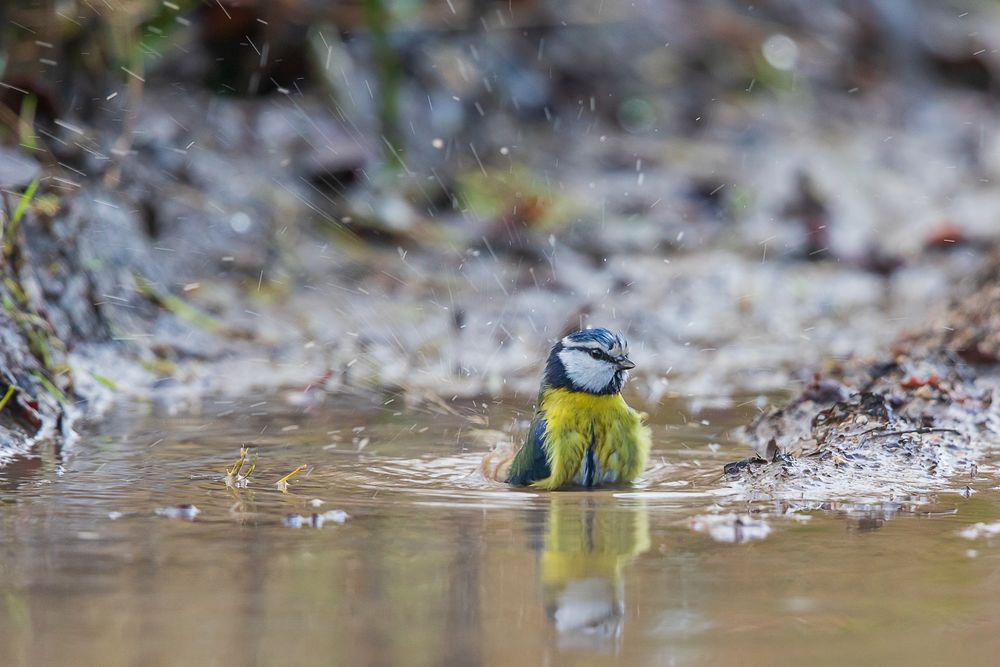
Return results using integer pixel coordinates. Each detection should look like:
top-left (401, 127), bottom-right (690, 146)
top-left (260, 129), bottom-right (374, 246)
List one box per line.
top-left (863, 427), bottom-right (963, 439)
top-left (276, 465), bottom-right (308, 493)
top-left (103, 57), bottom-right (144, 188)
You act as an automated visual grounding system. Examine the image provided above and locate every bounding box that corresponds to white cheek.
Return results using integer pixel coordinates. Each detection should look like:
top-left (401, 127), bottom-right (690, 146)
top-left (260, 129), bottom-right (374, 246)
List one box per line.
top-left (558, 350), bottom-right (615, 392)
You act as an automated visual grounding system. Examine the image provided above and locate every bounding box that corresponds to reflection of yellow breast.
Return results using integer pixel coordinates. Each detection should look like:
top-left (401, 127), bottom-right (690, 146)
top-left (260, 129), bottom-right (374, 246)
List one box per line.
top-left (535, 389), bottom-right (651, 490)
top-left (541, 497), bottom-right (651, 593)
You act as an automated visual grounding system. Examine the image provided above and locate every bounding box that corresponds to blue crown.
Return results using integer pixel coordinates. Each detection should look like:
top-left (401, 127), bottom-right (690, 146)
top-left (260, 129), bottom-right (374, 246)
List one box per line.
top-left (563, 328), bottom-right (619, 348)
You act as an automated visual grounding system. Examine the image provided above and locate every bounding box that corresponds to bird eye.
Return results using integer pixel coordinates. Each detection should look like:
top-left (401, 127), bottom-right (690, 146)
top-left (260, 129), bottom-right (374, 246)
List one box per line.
top-left (589, 349), bottom-right (603, 359)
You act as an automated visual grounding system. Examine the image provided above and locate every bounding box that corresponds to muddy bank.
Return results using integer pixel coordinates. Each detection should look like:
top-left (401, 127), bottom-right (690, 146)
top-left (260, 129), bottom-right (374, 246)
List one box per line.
top-left (729, 253), bottom-right (1000, 499)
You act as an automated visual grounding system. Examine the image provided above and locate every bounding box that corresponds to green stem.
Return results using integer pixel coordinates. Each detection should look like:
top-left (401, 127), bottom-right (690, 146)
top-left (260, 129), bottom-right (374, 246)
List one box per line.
top-left (360, 0), bottom-right (402, 170)
top-left (0, 384), bottom-right (15, 414)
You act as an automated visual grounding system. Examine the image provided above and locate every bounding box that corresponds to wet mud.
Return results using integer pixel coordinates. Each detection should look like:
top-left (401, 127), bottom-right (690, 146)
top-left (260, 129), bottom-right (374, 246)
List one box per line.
top-left (729, 254), bottom-right (1000, 498)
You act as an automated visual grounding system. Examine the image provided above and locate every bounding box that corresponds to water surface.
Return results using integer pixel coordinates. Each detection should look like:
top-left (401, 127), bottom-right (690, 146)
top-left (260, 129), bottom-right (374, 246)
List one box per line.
top-left (1, 394), bottom-right (999, 666)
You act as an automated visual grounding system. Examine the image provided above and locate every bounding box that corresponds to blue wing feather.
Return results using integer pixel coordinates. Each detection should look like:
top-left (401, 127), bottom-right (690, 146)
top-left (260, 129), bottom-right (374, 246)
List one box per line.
top-left (507, 413), bottom-right (551, 486)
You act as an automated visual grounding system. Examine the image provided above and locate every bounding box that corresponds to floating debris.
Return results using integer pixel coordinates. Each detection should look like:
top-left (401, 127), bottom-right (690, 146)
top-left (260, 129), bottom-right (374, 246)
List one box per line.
top-left (689, 513), bottom-right (772, 544)
top-left (225, 446), bottom-right (258, 488)
top-left (154, 504), bottom-right (200, 520)
top-left (320, 510), bottom-right (348, 524)
top-left (282, 510), bottom-right (349, 529)
top-left (959, 522), bottom-right (1000, 540)
top-left (275, 465), bottom-right (307, 493)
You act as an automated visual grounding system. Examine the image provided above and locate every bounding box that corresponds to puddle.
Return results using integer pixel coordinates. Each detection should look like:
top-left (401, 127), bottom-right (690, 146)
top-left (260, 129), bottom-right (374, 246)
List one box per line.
top-left (2, 394), bottom-right (1000, 665)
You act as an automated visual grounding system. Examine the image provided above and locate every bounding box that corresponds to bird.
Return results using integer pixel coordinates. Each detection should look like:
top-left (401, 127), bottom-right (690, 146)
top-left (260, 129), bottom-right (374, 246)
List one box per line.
top-left (487, 328), bottom-right (651, 490)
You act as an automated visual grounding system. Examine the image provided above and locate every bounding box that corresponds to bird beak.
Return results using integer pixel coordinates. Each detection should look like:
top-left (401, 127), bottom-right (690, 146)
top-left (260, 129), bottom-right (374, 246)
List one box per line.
top-left (616, 357), bottom-right (635, 370)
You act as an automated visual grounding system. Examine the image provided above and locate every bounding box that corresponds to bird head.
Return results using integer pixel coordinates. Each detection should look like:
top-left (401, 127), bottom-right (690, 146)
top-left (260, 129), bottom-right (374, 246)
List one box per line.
top-left (544, 328), bottom-right (635, 395)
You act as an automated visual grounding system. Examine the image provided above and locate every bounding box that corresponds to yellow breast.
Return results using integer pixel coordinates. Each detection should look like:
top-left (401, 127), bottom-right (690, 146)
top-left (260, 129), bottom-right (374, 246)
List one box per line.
top-left (535, 388), bottom-right (651, 490)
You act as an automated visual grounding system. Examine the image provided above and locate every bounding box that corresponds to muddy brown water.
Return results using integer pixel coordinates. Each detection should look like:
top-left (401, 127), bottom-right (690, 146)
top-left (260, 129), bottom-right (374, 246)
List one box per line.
top-left (1, 394), bottom-right (1000, 666)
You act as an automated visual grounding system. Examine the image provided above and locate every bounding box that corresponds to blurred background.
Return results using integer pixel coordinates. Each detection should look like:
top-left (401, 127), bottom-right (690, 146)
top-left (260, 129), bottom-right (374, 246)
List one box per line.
top-left (7, 4), bottom-right (1000, 665)
top-left (1, 0), bottom-right (999, 409)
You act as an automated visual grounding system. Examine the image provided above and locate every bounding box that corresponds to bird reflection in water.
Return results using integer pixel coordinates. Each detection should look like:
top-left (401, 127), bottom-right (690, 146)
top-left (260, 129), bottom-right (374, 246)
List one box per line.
top-left (532, 494), bottom-right (650, 651)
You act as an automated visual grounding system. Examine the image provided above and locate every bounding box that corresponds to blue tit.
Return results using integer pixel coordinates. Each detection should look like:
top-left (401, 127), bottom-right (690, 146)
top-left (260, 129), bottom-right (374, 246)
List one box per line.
top-left (505, 328), bottom-right (651, 490)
